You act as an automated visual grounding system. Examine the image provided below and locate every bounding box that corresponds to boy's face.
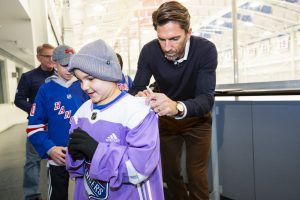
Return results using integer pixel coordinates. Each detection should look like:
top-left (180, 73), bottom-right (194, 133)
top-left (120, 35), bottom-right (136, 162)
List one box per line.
top-left (74, 69), bottom-right (118, 105)
top-left (55, 64), bottom-right (73, 81)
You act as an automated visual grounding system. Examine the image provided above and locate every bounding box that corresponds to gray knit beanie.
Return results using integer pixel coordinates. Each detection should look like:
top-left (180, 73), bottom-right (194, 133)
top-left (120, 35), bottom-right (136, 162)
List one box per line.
top-left (68, 39), bottom-right (122, 82)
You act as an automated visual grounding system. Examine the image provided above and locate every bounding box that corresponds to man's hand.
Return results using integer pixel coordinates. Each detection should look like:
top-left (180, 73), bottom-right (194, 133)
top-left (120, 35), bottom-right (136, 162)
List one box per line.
top-left (146, 93), bottom-right (178, 116)
top-left (136, 86), bottom-right (155, 97)
top-left (68, 128), bottom-right (98, 161)
top-left (136, 90), bottom-right (150, 97)
top-left (48, 146), bottom-right (66, 165)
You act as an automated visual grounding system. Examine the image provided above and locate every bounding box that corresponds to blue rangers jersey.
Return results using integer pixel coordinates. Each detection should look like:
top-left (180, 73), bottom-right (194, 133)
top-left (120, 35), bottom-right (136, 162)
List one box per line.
top-left (117, 73), bottom-right (133, 91)
top-left (26, 76), bottom-right (89, 160)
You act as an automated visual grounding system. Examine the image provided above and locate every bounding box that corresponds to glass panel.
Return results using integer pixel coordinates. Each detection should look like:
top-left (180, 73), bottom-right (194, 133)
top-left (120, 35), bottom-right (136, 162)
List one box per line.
top-left (67, 0), bottom-right (300, 84)
top-left (235, 1), bottom-right (300, 83)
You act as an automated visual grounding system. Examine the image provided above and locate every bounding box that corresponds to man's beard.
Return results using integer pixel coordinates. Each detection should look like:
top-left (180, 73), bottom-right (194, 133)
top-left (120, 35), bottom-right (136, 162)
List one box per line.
top-left (164, 46), bottom-right (185, 62)
top-left (164, 53), bottom-right (178, 61)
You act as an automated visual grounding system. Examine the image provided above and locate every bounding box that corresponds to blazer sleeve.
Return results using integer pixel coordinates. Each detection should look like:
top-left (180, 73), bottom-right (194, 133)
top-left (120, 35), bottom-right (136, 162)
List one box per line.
top-left (14, 74), bottom-right (32, 114)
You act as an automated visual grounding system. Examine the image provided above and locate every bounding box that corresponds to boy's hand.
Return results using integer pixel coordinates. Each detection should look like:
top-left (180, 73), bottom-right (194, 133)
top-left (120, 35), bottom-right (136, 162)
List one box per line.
top-left (48, 146), bottom-right (66, 165)
top-left (68, 128), bottom-right (98, 161)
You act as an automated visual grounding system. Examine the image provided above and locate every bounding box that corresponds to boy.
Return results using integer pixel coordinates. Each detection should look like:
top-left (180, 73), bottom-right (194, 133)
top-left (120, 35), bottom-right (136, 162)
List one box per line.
top-left (26, 45), bottom-right (89, 200)
top-left (66, 39), bottom-right (164, 200)
top-left (116, 53), bottom-right (133, 91)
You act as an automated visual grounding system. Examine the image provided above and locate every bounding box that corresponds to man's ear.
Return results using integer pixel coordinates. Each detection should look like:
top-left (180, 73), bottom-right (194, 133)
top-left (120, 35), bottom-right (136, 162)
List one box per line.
top-left (187, 27), bottom-right (192, 38)
top-left (36, 55), bottom-right (42, 63)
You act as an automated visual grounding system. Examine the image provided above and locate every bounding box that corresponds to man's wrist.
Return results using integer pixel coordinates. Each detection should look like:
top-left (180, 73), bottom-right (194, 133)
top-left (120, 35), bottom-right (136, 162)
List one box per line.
top-left (175, 101), bottom-right (187, 119)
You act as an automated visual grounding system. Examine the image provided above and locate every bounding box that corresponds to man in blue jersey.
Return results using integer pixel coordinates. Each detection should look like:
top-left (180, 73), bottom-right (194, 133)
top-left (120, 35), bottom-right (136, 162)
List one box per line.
top-left (26, 45), bottom-right (88, 200)
top-left (15, 43), bottom-right (55, 200)
top-left (129, 1), bottom-right (218, 200)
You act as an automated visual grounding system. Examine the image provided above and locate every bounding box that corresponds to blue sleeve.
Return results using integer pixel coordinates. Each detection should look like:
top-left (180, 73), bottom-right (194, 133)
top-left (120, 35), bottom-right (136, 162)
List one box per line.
top-left (127, 75), bottom-right (133, 89)
top-left (26, 85), bottom-right (55, 158)
top-left (89, 111), bottom-right (160, 188)
top-left (14, 74), bottom-right (32, 114)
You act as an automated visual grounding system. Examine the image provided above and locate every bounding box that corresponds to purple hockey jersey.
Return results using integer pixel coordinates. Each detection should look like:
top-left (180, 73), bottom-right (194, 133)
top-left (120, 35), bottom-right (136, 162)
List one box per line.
top-left (66, 92), bottom-right (164, 200)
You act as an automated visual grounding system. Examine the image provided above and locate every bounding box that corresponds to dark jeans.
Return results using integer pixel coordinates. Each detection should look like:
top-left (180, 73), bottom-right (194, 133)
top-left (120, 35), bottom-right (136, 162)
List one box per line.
top-left (159, 113), bottom-right (212, 200)
top-left (23, 140), bottom-right (42, 200)
top-left (48, 165), bottom-right (69, 200)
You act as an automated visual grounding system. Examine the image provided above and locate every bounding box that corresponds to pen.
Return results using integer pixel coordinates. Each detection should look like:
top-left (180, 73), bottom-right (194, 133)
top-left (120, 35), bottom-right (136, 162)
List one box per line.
top-left (146, 86), bottom-right (154, 94)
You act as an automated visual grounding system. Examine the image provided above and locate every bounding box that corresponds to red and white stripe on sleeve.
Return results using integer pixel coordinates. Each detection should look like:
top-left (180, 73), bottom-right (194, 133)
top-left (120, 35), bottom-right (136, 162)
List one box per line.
top-left (26, 124), bottom-right (46, 137)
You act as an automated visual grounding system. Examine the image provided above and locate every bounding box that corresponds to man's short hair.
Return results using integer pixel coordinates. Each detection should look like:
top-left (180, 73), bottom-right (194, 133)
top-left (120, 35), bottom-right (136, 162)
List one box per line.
top-left (36, 43), bottom-right (55, 55)
top-left (152, 1), bottom-right (190, 33)
top-left (116, 53), bottom-right (123, 70)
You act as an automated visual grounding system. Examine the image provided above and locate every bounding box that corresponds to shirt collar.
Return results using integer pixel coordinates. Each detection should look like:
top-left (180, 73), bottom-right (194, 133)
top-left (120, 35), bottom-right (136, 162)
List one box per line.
top-left (175, 39), bottom-right (190, 64)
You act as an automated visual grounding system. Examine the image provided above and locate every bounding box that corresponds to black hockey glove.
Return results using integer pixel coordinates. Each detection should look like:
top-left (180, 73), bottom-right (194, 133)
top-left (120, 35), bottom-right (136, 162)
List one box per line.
top-left (68, 128), bottom-right (98, 161)
top-left (69, 150), bottom-right (85, 161)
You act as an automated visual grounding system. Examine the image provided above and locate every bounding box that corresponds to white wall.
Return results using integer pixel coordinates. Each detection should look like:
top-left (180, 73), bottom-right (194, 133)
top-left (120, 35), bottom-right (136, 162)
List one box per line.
top-left (5, 59), bottom-right (18, 103)
top-left (0, 104), bottom-right (27, 133)
top-left (0, 55), bottom-right (31, 133)
top-left (0, 0), bottom-right (64, 133)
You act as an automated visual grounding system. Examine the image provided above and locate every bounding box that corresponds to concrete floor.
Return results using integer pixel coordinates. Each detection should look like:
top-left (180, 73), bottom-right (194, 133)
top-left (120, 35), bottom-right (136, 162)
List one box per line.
top-left (0, 123), bottom-right (74, 200)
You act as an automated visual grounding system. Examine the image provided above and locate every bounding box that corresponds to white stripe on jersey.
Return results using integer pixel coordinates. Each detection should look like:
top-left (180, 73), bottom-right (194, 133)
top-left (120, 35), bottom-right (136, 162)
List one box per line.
top-left (27, 124), bottom-right (45, 128)
top-left (125, 160), bottom-right (148, 184)
top-left (48, 169), bottom-right (52, 199)
top-left (27, 128), bottom-right (45, 137)
top-left (137, 183), bottom-right (144, 200)
top-left (146, 180), bottom-right (153, 200)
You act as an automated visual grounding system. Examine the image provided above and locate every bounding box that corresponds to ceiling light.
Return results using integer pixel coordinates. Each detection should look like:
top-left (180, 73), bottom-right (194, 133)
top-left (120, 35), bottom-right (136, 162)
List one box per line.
top-left (70, 0), bottom-right (84, 8)
top-left (87, 25), bottom-right (99, 32)
top-left (263, 31), bottom-right (272, 36)
top-left (249, 1), bottom-right (262, 8)
top-left (131, 17), bottom-right (138, 22)
top-left (244, 22), bottom-right (254, 27)
top-left (216, 19), bottom-right (225, 25)
top-left (93, 4), bottom-right (105, 12)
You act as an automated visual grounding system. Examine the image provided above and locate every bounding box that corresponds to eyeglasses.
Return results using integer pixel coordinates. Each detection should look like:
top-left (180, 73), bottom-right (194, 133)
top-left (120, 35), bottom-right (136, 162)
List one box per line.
top-left (39, 55), bottom-right (52, 58)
